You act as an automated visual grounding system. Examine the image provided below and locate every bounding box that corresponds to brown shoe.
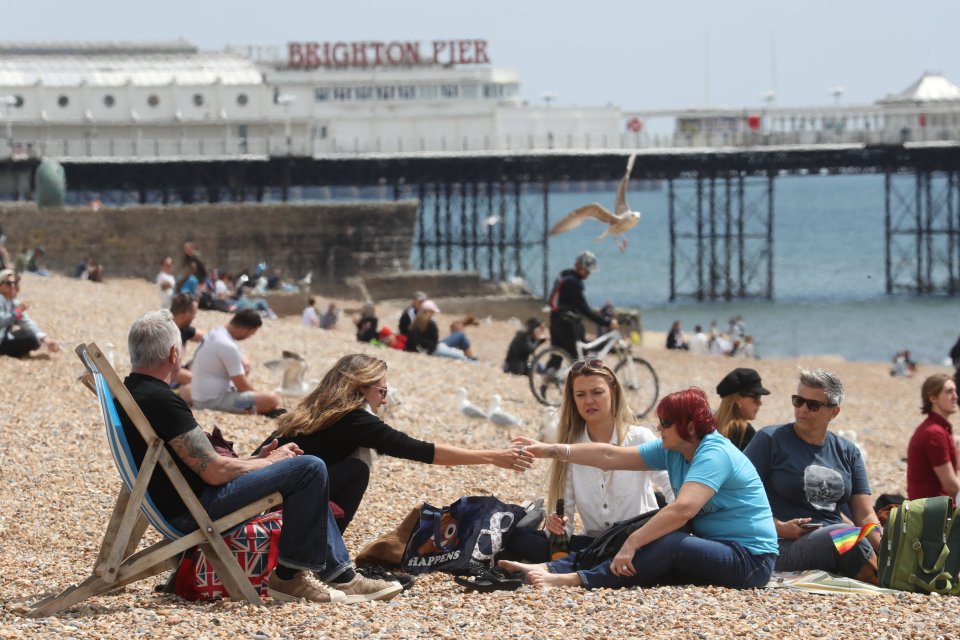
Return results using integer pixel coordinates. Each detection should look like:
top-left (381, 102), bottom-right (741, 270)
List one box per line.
top-left (268, 571), bottom-right (347, 603)
top-left (333, 573), bottom-right (403, 603)
top-left (854, 555), bottom-right (880, 586)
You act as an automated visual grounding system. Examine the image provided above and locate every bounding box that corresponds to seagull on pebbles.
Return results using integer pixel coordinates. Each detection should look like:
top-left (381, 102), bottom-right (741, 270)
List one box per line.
top-left (487, 394), bottom-right (524, 439)
top-left (548, 152), bottom-right (641, 252)
top-left (457, 387), bottom-right (488, 420)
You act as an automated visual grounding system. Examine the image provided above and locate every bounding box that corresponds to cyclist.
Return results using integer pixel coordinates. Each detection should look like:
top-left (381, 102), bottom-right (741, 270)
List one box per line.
top-left (546, 251), bottom-right (618, 369)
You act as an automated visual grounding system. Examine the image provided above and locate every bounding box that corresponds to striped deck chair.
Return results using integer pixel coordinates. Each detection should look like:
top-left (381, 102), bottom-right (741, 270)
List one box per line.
top-left (29, 342), bottom-right (281, 617)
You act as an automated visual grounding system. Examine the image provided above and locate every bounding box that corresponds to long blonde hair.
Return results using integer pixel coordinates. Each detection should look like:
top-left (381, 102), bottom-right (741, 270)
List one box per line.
top-left (714, 394), bottom-right (750, 448)
top-left (411, 308), bottom-right (434, 332)
top-left (274, 353), bottom-right (387, 437)
top-left (546, 360), bottom-right (634, 514)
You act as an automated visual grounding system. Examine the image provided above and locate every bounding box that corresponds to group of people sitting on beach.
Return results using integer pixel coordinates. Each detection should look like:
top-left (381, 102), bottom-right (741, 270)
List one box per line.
top-left (353, 291), bottom-right (480, 362)
top-left (666, 317), bottom-right (756, 358)
top-left (113, 289), bottom-right (960, 604)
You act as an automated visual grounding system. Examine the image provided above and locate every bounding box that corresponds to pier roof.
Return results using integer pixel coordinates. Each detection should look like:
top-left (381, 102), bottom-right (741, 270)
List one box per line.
top-left (880, 72), bottom-right (960, 104)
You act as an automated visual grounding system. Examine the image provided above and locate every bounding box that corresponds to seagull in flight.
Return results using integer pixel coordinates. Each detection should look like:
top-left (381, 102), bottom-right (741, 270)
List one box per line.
top-left (549, 153), bottom-right (640, 252)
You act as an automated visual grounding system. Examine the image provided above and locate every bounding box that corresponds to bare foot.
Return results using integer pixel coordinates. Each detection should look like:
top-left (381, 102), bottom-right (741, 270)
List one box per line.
top-left (529, 570), bottom-right (582, 587)
top-left (497, 560), bottom-right (548, 583)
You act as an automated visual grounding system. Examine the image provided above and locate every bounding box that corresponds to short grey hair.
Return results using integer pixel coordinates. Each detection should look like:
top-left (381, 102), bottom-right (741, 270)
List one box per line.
top-left (128, 309), bottom-right (180, 369)
top-left (798, 367), bottom-right (844, 406)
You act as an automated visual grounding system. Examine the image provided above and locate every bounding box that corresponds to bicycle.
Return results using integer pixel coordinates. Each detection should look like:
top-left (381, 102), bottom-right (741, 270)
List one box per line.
top-left (528, 329), bottom-right (660, 418)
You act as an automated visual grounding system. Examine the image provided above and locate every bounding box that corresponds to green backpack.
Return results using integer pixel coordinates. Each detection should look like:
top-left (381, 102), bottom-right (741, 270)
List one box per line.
top-left (878, 496), bottom-right (960, 594)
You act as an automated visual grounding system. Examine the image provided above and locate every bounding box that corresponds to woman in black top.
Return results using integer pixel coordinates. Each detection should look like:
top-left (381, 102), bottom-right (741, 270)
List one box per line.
top-left (713, 367), bottom-right (770, 451)
top-left (503, 317), bottom-right (547, 375)
top-left (404, 300), bottom-right (440, 354)
top-left (263, 353), bottom-right (532, 532)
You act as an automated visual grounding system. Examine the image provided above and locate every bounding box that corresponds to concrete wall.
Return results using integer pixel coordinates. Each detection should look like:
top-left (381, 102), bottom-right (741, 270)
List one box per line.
top-left (0, 200), bottom-right (418, 290)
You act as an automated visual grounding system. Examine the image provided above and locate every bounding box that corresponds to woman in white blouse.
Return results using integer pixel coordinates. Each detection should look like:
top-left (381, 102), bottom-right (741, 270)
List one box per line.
top-left (506, 358), bottom-right (673, 561)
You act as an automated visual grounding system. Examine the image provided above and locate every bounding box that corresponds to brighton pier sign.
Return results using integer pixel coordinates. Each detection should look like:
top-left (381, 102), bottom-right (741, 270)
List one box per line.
top-left (287, 39), bottom-right (490, 68)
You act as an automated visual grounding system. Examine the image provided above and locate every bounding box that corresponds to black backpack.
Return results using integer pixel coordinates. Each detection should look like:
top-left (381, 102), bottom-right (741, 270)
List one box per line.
top-left (573, 509), bottom-right (692, 570)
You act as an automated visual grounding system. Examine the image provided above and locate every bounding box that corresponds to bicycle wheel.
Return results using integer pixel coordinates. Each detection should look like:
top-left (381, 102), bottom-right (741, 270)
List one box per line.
top-left (615, 356), bottom-right (659, 418)
top-left (528, 346), bottom-right (574, 406)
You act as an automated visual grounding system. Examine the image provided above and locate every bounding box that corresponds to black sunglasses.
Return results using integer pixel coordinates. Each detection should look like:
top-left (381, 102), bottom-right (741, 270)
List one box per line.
top-left (570, 358), bottom-right (605, 374)
top-left (791, 394), bottom-right (834, 412)
top-left (658, 417), bottom-right (673, 430)
top-left (2, 279), bottom-right (18, 286)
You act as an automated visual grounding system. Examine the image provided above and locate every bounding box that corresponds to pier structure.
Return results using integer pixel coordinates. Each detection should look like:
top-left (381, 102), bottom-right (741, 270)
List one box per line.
top-left (4, 144), bottom-right (960, 300)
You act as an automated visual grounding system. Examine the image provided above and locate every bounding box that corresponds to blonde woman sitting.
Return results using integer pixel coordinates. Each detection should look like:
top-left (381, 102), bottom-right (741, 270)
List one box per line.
top-left (505, 358), bottom-right (673, 562)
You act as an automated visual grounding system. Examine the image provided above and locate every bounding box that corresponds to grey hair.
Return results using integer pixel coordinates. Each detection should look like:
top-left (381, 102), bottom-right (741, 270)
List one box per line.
top-left (128, 309), bottom-right (180, 369)
top-left (798, 367), bottom-right (844, 406)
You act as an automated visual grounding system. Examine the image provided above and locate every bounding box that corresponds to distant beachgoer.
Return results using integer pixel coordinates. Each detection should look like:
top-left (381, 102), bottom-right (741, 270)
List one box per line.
top-left (156, 256), bottom-right (176, 303)
top-left (503, 317), bottom-right (547, 375)
top-left (398, 291), bottom-right (427, 338)
top-left (404, 300), bottom-right (440, 354)
top-left (666, 321), bottom-right (688, 350)
top-left (302, 297), bottom-right (320, 328)
top-left (546, 251), bottom-right (617, 366)
top-left (729, 316), bottom-right (746, 339)
top-left (906, 373), bottom-right (959, 499)
top-left (436, 319), bottom-right (477, 361)
top-left (25, 246), bottom-right (49, 277)
top-left (688, 325), bottom-right (709, 355)
top-left (710, 333), bottom-right (734, 356)
top-left (890, 350), bottom-right (917, 378)
top-left (735, 335), bottom-right (757, 359)
top-left (181, 241), bottom-right (207, 282)
top-left (0, 269), bottom-right (59, 357)
top-left (354, 304), bottom-right (379, 343)
top-left (319, 302), bottom-right (340, 330)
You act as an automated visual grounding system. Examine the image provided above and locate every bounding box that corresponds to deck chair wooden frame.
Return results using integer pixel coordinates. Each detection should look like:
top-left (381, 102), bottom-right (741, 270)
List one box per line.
top-left (29, 342), bottom-right (281, 617)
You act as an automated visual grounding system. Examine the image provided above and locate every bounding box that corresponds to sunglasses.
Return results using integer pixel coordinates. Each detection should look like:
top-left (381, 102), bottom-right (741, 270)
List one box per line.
top-left (370, 385), bottom-right (389, 399)
top-left (658, 417), bottom-right (673, 430)
top-left (570, 358), bottom-right (605, 374)
top-left (1, 279), bottom-right (19, 286)
top-left (791, 394), bottom-right (834, 412)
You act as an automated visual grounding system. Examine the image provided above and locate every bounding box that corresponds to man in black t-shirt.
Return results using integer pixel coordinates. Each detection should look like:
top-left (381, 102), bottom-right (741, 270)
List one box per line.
top-left (115, 309), bottom-right (402, 604)
top-left (546, 251), bottom-right (617, 364)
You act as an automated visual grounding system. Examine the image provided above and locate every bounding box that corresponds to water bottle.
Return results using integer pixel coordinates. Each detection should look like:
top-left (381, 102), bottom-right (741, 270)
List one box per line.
top-left (547, 498), bottom-right (570, 560)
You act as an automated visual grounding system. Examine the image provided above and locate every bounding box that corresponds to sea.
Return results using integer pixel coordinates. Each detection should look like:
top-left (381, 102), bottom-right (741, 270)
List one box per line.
top-left (539, 174), bottom-right (960, 365)
top-left (72, 172), bottom-right (960, 364)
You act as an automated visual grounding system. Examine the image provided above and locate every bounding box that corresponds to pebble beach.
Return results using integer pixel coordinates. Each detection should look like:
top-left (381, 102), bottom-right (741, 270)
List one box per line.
top-left (2, 274), bottom-right (958, 639)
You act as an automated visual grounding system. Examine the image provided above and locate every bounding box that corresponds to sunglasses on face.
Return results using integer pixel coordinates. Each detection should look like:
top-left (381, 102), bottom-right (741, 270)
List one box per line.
top-left (658, 417), bottom-right (673, 430)
top-left (570, 358), bottom-right (605, 375)
top-left (2, 279), bottom-right (18, 286)
top-left (370, 385), bottom-right (388, 399)
top-left (791, 394), bottom-right (834, 412)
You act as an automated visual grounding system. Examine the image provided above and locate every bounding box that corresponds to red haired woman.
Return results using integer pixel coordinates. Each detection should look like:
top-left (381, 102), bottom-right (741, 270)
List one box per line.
top-left (501, 386), bottom-right (778, 590)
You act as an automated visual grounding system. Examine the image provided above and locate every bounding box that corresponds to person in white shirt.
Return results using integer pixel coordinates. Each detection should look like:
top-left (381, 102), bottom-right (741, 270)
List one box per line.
top-left (191, 309), bottom-right (282, 416)
top-left (302, 297), bottom-right (320, 328)
top-left (156, 256), bottom-right (176, 304)
top-left (688, 325), bottom-right (709, 355)
top-left (505, 357), bottom-right (673, 561)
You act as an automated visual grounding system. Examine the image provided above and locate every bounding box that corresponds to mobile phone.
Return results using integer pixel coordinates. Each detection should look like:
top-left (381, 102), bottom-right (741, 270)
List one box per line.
top-left (800, 522), bottom-right (823, 529)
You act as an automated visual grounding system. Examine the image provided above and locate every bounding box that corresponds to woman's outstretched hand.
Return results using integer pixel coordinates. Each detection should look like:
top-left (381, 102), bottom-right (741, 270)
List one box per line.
top-left (492, 446), bottom-right (534, 472)
top-left (510, 436), bottom-right (551, 459)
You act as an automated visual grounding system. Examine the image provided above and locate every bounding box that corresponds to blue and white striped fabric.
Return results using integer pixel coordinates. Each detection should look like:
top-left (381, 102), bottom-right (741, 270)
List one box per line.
top-left (84, 351), bottom-right (184, 540)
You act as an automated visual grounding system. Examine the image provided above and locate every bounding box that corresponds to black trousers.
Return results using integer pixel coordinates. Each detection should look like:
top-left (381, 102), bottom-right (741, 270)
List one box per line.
top-left (0, 327), bottom-right (41, 358)
top-left (327, 456), bottom-right (371, 534)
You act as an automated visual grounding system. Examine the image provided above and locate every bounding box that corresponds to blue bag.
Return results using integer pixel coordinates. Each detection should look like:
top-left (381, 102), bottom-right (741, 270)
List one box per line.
top-left (401, 496), bottom-right (525, 574)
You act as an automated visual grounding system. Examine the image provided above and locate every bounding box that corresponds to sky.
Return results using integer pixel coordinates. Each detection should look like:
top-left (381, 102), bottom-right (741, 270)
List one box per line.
top-left (4, 0), bottom-right (958, 111)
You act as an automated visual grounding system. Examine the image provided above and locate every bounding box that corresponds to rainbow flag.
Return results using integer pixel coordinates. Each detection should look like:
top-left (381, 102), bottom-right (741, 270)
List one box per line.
top-left (830, 523), bottom-right (879, 554)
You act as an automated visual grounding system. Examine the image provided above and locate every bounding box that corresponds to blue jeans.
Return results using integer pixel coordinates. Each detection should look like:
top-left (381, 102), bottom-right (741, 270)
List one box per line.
top-left (776, 523), bottom-right (873, 578)
top-left (547, 531), bottom-right (776, 590)
top-left (170, 456), bottom-right (351, 581)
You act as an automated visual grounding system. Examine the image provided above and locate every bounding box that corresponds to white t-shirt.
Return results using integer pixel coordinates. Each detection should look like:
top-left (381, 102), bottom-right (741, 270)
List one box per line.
top-left (156, 271), bottom-right (176, 302)
top-left (689, 332), bottom-right (709, 355)
top-left (302, 306), bottom-right (320, 327)
top-left (190, 326), bottom-right (246, 402)
top-left (564, 425), bottom-right (674, 537)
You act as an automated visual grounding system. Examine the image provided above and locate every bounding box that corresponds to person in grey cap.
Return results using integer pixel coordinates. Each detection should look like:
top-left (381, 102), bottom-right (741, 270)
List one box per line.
top-left (713, 367), bottom-right (769, 451)
top-left (397, 291), bottom-right (427, 338)
top-left (0, 269), bottom-right (60, 357)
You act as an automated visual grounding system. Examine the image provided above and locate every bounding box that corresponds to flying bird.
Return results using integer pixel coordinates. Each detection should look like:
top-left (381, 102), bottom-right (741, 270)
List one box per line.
top-left (549, 153), bottom-right (641, 252)
top-left (457, 387), bottom-right (487, 420)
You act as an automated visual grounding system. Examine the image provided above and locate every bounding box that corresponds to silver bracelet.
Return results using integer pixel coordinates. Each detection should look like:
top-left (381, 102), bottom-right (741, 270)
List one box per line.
top-left (560, 443), bottom-right (571, 461)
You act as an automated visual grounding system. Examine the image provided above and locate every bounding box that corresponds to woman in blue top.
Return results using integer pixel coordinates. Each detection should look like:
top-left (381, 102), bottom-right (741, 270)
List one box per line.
top-left (501, 386), bottom-right (778, 590)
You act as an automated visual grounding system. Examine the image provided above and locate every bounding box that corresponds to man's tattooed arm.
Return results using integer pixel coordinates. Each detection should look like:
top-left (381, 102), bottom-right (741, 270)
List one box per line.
top-left (168, 427), bottom-right (219, 476)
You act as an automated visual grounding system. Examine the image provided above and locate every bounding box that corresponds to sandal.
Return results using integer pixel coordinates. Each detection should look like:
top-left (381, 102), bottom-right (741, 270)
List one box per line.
top-left (454, 565), bottom-right (523, 592)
